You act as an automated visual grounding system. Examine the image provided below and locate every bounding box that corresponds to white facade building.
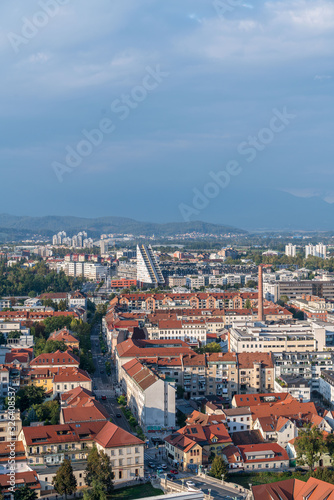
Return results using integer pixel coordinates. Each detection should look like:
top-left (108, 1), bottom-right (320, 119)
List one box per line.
top-left (136, 244), bottom-right (164, 286)
top-left (285, 244), bottom-right (297, 257)
top-left (121, 358), bottom-right (175, 431)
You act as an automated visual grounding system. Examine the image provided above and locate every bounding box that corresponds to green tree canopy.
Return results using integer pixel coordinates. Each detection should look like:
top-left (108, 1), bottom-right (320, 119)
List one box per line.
top-left (295, 424), bottom-right (327, 470)
top-left (14, 485), bottom-right (38, 500)
top-left (83, 480), bottom-right (107, 500)
top-left (210, 455), bottom-right (229, 481)
top-left (85, 446), bottom-right (114, 495)
top-left (13, 385), bottom-right (46, 413)
top-left (52, 459), bottom-right (77, 499)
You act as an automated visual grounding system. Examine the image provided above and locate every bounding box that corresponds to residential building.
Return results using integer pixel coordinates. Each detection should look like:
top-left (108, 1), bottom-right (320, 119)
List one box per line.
top-left (136, 244), bottom-right (165, 286)
top-left (19, 421), bottom-right (145, 483)
top-left (252, 477), bottom-right (334, 500)
top-left (236, 443), bottom-right (289, 471)
top-left (274, 375), bottom-right (311, 402)
top-left (237, 352), bottom-right (274, 393)
top-left (229, 322), bottom-right (326, 353)
top-left (53, 367), bottom-right (92, 396)
top-left (121, 358), bottom-right (176, 431)
top-left (285, 244), bottom-right (297, 257)
top-left (30, 350), bottom-right (80, 369)
top-left (48, 328), bottom-right (80, 349)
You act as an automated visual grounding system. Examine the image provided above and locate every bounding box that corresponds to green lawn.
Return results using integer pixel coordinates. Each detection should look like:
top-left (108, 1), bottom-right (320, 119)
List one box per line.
top-left (230, 471), bottom-right (308, 488)
top-left (111, 483), bottom-right (164, 500)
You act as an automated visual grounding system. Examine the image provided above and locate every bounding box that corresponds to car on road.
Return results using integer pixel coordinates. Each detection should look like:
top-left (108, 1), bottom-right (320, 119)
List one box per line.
top-left (100, 370), bottom-right (104, 374)
top-left (166, 473), bottom-right (176, 481)
top-left (101, 395), bottom-right (107, 400)
top-left (116, 413), bottom-right (122, 418)
top-left (170, 469), bottom-right (178, 474)
top-left (148, 462), bottom-right (156, 468)
top-left (161, 464), bottom-right (168, 470)
top-left (186, 481), bottom-right (196, 488)
top-left (156, 468), bottom-right (164, 475)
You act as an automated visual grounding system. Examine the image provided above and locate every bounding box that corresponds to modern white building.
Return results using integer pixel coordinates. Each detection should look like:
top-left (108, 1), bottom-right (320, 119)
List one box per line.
top-left (136, 244), bottom-right (164, 286)
top-left (305, 243), bottom-right (327, 259)
top-left (285, 244), bottom-right (297, 257)
top-left (121, 358), bottom-right (175, 431)
top-left (319, 370), bottom-right (334, 408)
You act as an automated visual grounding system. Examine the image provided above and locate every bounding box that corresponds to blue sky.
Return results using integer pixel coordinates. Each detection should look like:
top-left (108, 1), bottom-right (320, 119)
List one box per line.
top-left (0, 0), bottom-right (333, 228)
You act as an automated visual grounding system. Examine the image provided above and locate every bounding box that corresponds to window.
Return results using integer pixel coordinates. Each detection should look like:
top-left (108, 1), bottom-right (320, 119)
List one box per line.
top-left (119, 471), bottom-right (122, 479)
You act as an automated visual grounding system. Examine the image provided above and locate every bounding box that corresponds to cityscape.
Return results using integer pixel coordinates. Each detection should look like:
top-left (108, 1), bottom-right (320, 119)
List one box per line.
top-left (1, 1), bottom-right (334, 500)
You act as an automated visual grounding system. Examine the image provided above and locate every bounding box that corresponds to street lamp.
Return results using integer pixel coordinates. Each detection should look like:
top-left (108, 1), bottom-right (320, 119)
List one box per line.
top-left (181, 479), bottom-right (185, 491)
top-left (208, 488), bottom-right (211, 500)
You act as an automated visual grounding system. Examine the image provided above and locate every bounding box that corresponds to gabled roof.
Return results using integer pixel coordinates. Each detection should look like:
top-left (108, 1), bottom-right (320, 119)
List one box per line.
top-left (164, 433), bottom-right (199, 453)
top-left (30, 349), bottom-right (79, 367)
top-left (94, 421), bottom-right (144, 448)
top-left (48, 328), bottom-right (79, 344)
top-left (53, 367), bottom-right (91, 383)
top-left (233, 393), bottom-right (292, 408)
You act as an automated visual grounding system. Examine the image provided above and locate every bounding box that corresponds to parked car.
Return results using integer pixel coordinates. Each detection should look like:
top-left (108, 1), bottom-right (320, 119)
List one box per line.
top-left (101, 395), bottom-right (107, 400)
top-left (167, 474), bottom-right (176, 480)
top-left (161, 464), bottom-right (168, 470)
top-left (170, 469), bottom-right (178, 474)
top-left (148, 462), bottom-right (156, 469)
top-left (116, 413), bottom-right (122, 418)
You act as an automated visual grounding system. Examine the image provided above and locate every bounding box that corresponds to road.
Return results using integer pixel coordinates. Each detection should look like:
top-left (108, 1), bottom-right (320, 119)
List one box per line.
top-left (174, 476), bottom-right (245, 500)
top-left (91, 325), bottom-right (132, 433)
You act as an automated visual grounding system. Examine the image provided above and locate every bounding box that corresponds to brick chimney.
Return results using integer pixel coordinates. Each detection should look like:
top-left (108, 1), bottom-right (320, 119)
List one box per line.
top-left (258, 265), bottom-right (264, 321)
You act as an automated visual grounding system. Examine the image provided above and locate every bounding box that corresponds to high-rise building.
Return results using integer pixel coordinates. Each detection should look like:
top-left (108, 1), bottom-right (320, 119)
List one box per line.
top-left (136, 244), bottom-right (164, 286)
top-left (100, 240), bottom-right (108, 255)
top-left (285, 243), bottom-right (297, 257)
top-left (305, 243), bottom-right (327, 259)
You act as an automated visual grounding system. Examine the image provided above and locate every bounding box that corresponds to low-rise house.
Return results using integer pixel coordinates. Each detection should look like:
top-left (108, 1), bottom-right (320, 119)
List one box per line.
top-left (53, 367), bottom-right (92, 396)
top-left (164, 433), bottom-right (203, 472)
top-left (0, 471), bottom-right (41, 499)
top-left (48, 328), bottom-right (80, 349)
top-left (222, 407), bottom-right (252, 434)
top-left (60, 387), bottom-right (109, 424)
top-left (68, 291), bottom-right (87, 309)
top-left (252, 476), bottom-right (334, 500)
top-left (238, 443), bottom-right (289, 471)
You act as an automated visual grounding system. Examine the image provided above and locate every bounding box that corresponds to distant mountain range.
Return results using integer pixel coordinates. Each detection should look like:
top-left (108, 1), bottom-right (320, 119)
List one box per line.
top-left (0, 214), bottom-right (246, 238)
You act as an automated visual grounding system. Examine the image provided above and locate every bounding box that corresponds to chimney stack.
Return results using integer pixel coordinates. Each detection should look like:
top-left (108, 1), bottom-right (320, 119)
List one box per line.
top-left (258, 265), bottom-right (264, 321)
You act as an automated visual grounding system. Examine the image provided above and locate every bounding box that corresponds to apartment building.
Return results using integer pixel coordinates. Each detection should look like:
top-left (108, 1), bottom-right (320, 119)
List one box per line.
top-left (136, 244), bottom-right (164, 286)
top-left (238, 352), bottom-right (274, 394)
top-left (229, 322), bottom-right (326, 353)
top-left (121, 359), bottom-right (175, 431)
top-left (147, 318), bottom-right (207, 344)
top-left (19, 421), bottom-right (145, 483)
top-left (285, 244), bottom-right (297, 257)
top-left (274, 375), bottom-right (311, 402)
top-left (0, 409), bottom-right (22, 442)
top-left (117, 291), bottom-right (258, 312)
top-left (30, 350), bottom-right (80, 369)
top-left (273, 351), bottom-right (333, 393)
top-left (319, 370), bottom-right (334, 408)
top-left (48, 328), bottom-right (80, 349)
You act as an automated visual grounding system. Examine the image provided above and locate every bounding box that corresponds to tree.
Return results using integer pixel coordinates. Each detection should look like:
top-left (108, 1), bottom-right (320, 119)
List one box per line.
top-left (33, 400), bottom-right (60, 425)
top-left (85, 447), bottom-right (114, 495)
top-left (52, 459), bottom-right (77, 500)
top-left (83, 480), bottom-right (107, 500)
top-left (14, 485), bottom-right (38, 500)
top-left (58, 299), bottom-right (67, 311)
top-left (246, 280), bottom-right (257, 289)
top-left (210, 455), bottom-right (229, 480)
top-left (295, 425), bottom-right (327, 470)
top-left (13, 385), bottom-right (46, 413)
top-left (245, 299), bottom-right (252, 309)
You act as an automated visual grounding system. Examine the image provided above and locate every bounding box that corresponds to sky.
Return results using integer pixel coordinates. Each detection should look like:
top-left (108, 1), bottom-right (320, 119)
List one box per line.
top-left (0, 0), bottom-right (333, 229)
